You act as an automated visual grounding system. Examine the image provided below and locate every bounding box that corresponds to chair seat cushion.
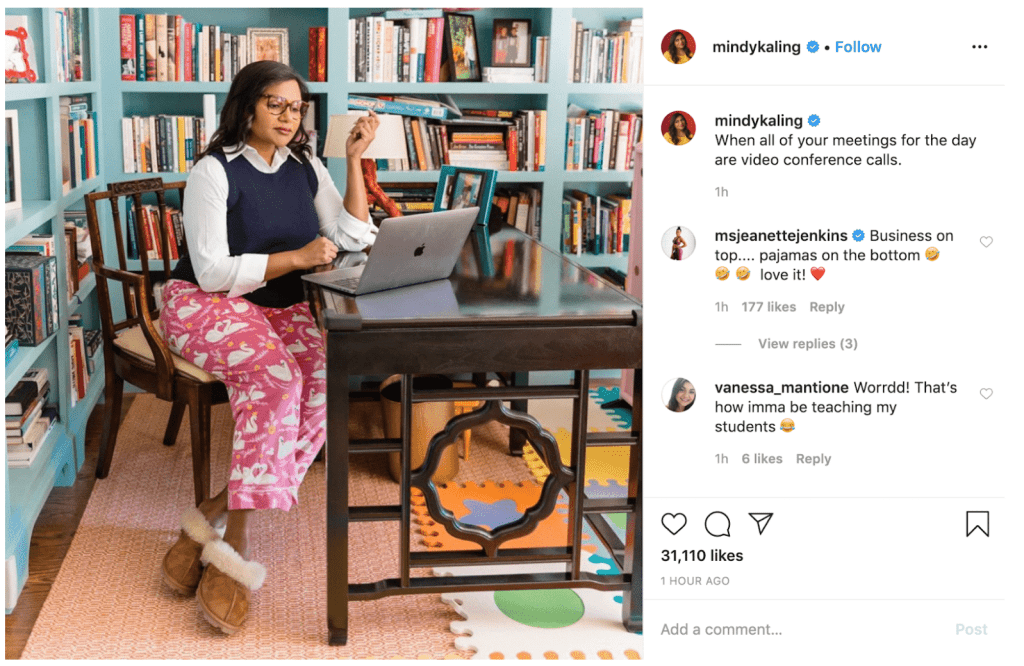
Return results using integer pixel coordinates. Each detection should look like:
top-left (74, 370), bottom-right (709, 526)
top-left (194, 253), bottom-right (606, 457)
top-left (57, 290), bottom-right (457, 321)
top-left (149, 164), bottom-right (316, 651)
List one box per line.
top-left (113, 322), bottom-right (220, 384)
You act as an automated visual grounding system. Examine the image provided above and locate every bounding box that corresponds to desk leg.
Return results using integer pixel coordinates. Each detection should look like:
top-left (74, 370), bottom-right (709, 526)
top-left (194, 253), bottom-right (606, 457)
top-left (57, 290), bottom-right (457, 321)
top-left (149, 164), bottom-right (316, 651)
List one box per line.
top-left (326, 348), bottom-right (350, 646)
top-left (508, 371), bottom-right (529, 455)
top-left (622, 368), bottom-right (643, 632)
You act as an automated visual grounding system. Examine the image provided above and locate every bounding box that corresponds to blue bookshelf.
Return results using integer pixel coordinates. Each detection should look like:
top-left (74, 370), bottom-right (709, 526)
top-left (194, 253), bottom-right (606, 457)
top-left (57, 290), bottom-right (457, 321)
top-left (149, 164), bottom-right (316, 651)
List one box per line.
top-left (5, 7), bottom-right (106, 612)
top-left (5, 5), bottom-right (642, 611)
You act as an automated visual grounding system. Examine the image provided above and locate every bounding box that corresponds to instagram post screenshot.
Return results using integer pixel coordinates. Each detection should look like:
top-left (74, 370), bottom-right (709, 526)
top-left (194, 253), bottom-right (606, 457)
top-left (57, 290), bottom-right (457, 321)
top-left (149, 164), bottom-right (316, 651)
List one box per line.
top-left (1, 0), bottom-right (1018, 663)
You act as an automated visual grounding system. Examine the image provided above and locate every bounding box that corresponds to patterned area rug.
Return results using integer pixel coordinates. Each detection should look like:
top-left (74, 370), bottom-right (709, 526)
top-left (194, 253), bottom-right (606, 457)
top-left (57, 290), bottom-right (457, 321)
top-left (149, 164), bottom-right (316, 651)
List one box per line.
top-left (21, 394), bottom-right (530, 659)
top-left (22, 385), bottom-right (636, 659)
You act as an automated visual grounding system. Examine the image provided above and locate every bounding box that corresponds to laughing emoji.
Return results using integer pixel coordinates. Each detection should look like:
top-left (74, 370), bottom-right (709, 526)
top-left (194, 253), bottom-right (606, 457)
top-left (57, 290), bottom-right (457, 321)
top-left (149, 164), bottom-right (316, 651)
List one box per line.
top-left (736, 266), bottom-right (750, 281)
top-left (780, 418), bottom-right (795, 433)
top-left (925, 247), bottom-right (939, 261)
top-left (716, 266), bottom-right (730, 280)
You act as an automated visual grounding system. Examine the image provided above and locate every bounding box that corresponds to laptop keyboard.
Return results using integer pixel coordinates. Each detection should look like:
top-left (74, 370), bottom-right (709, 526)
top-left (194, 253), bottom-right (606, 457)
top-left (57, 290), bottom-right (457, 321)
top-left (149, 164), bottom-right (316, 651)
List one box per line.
top-left (329, 276), bottom-right (362, 292)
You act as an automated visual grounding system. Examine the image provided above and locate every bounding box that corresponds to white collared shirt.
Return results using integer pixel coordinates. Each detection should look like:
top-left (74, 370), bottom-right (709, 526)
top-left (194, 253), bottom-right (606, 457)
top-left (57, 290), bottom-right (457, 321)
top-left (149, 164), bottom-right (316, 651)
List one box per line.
top-left (182, 143), bottom-right (377, 298)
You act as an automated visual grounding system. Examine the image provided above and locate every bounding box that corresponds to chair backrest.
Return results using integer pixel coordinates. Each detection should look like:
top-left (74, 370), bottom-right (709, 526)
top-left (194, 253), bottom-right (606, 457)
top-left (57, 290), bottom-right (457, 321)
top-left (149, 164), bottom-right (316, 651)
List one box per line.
top-left (84, 178), bottom-right (186, 399)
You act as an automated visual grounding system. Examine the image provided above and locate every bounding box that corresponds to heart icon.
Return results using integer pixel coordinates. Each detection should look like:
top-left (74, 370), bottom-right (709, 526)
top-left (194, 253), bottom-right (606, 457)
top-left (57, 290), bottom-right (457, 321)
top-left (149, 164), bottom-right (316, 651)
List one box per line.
top-left (810, 267), bottom-right (825, 281)
top-left (980, 388), bottom-right (993, 400)
top-left (980, 236), bottom-right (993, 248)
top-left (661, 513), bottom-right (688, 535)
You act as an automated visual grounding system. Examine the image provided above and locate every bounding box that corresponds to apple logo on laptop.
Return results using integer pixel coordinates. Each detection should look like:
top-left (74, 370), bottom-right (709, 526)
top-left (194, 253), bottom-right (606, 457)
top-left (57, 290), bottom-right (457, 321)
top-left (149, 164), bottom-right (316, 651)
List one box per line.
top-left (414, 243), bottom-right (426, 257)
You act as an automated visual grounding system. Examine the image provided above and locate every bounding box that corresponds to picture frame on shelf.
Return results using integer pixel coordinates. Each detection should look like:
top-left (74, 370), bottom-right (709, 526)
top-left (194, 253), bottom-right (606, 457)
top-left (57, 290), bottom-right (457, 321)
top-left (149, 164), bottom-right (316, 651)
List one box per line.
top-left (491, 19), bottom-right (531, 67)
top-left (6, 109), bottom-right (22, 210)
top-left (247, 27), bottom-right (289, 66)
top-left (443, 13), bottom-right (481, 82)
top-left (5, 17), bottom-right (37, 83)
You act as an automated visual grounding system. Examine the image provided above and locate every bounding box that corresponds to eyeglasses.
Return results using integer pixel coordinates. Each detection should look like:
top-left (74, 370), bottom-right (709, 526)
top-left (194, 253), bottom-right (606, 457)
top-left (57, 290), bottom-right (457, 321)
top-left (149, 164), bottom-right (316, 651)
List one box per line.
top-left (261, 94), bottom-right (309, 117)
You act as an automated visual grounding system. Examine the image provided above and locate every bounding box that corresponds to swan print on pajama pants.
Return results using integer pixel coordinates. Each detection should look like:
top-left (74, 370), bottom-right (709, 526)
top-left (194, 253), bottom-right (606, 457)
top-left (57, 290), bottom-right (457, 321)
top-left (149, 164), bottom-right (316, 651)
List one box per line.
top-left (161, 279), bottom-right (328, 510)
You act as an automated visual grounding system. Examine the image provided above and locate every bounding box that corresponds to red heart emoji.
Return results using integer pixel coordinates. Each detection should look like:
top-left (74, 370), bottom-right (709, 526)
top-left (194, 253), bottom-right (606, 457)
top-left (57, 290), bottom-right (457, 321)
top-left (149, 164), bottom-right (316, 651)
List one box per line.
top-left (810, 267), bottom-right (825, 280)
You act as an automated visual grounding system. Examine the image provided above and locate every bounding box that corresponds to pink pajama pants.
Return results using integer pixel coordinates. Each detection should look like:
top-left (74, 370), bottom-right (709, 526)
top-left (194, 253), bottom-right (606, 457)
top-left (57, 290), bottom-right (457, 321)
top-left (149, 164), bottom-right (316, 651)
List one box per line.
top-left (160, 279), bottom-right (327, 511)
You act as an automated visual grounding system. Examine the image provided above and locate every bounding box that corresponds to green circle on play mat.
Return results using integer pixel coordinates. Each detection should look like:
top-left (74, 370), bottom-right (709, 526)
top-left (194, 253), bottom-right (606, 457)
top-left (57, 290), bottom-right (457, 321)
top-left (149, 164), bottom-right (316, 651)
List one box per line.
top-left (493, 590), bottom-right (585, 628)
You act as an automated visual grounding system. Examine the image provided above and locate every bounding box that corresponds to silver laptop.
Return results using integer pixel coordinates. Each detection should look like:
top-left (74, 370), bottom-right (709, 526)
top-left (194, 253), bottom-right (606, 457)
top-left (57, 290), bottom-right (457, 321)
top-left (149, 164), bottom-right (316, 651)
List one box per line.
top-left (301, 207), bottom-right (479, 296)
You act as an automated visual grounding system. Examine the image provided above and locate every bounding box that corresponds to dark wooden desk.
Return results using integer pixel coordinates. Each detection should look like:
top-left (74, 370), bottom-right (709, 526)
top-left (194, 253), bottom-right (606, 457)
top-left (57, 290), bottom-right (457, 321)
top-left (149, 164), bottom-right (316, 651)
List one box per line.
top-left (318, 228), bottom-right (642, 645)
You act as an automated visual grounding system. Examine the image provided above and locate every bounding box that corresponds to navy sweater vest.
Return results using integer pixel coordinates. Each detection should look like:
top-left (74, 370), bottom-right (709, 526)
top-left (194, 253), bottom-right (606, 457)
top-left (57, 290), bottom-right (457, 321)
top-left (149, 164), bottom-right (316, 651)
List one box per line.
top-left (172, 150), bottom-right (320, 308)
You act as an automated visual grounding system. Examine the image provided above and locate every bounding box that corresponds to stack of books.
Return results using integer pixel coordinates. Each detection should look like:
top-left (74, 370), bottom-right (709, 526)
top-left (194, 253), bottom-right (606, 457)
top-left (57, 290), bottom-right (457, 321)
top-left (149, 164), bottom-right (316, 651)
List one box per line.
top-left (120, 13), bottom-right (252, 83)
top-left (348, 9), bottom-right (446, 83)
top-left (6, 368), bottom-right (57, 468)
top-left (565, 108), bottom-right (642, 171)
top-left (59, 95), bottom-right (99, 193)
top-left (368, 183), bottom-right (437, 223)
top-left (568, 17), bottom-right (643, 84)
top-left (562, 191), bottom-right (632, 256)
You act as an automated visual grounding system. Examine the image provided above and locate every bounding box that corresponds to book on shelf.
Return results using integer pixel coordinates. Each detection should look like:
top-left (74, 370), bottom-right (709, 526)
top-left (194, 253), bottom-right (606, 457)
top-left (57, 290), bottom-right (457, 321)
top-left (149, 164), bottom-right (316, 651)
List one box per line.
top-left (5, 255), bottom-right (59, 347)
top-left (370, 107), bottom-right (546, 173)
top-left (7, 234), bottom-right (56, 256)
top-left (348, 94), bottom-right (453, 120)
top-left (7, 396), bottom-right (47, 440)
top-left (124, 13), bottom-right (252, 82)
top-left (349, 13), bottom-right (445, 82)
top-left (68, 315), bottom-right (89, 402)
top-left (5, 368), bottom-right (49, 417)
top-left (308, 27), bottom-right (328, 81)
top-left (565, 107), bottom-right (642, 171)
top-left (561, 191), bottom-right (631, 256)
top-left (367, 183), bottom-right (437, 223)
top-left (59, 95), bottom-right (100, 191)
top-left (482, 67), bottom-right (535, 83)
top-left (5, 339), bottom-right (19, 365)
top-left (8, 413), bottom-right (58, 468)
top-left (123, 114), bottom-right (206, 174)
top-left (125, 202), bottom-right (186, 261)
top-left (491, 186), bottom-right (543, 239)
top-left (7, 407), bottom-right (56, 452)
top-left (568, 17), bottom-right (643, 84)
top-left (53, 8), bottom-right (86, 83)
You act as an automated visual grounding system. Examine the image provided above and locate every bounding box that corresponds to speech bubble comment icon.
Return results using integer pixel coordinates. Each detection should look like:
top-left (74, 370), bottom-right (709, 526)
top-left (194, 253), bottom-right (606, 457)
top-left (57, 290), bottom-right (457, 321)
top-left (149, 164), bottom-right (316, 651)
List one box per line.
top-left (662, 513), bottom-right (687, 535)
top-left (705, 511), bottom-right (731, 537)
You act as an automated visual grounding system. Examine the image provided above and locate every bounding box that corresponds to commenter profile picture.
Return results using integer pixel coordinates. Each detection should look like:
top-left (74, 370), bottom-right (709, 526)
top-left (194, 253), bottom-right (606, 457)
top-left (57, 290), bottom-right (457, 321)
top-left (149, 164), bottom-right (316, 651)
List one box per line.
top-left (664, 378), bottom-right (696, 413)
top-left (662, 226), bottom-right (696, 260)
top-left (662, 111), bottom-right (695, 146)
top-left (662, 29), bottom-right (696, 64)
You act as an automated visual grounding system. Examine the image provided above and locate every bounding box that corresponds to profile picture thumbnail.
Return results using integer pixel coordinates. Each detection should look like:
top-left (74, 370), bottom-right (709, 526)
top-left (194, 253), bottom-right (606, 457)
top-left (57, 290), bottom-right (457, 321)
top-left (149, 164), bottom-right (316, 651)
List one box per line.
top-left (662, 226), bottom-right (696, 261)
top-left (662, 29), bottom-right (696, 64)
top-left (662, 111), bottom-right (695, 146)
top-left (663, 377), bottom-right (696, 413)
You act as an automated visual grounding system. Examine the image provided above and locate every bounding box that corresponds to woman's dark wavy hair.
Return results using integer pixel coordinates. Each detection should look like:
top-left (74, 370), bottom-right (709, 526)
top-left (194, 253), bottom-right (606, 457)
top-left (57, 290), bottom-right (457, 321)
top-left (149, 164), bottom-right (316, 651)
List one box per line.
top-left (669, 112), bottom-right (693, 145)
top-left (669, 31), bottom-right (693, 63)
top-left (668, 377), bottom-right (694, 412)
top-left (195, 61), bottom-right (312, 162)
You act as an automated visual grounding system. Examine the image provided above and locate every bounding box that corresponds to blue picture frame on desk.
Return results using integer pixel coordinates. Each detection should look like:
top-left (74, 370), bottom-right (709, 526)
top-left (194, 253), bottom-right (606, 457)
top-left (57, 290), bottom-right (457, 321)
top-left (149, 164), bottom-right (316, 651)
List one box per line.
top-left (433, 165), bottom-right (498, 277)
top-left (433, 165), bottom-right (497, 227)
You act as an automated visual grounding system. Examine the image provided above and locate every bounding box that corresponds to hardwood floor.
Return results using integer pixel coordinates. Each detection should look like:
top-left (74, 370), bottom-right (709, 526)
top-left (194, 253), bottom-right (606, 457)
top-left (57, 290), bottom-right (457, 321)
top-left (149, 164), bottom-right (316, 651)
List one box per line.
top-left (5, 396), bottom-right (135, 660)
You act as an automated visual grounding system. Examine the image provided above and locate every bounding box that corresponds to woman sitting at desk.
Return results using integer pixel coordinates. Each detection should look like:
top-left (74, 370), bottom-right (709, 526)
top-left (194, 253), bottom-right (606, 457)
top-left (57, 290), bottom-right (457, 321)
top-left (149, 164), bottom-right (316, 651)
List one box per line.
top-left (158, 61), bottom-right (380, 634)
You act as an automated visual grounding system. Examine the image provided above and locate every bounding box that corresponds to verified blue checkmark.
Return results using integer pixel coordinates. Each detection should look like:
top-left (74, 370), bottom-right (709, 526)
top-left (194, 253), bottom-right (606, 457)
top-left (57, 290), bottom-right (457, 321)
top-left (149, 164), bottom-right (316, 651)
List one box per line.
top-left (852, 229), bottom-right (865, 242)
top-left (808, 114), bottom-right (821, 127)
top-left (807, 41), bottom-right (819, 53)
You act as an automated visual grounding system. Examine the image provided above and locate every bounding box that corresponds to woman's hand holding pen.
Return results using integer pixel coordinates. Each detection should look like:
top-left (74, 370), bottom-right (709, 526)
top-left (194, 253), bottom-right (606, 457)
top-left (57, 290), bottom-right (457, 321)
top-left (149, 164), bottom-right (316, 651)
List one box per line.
top-left (346, 110), bottom-right (380, 159)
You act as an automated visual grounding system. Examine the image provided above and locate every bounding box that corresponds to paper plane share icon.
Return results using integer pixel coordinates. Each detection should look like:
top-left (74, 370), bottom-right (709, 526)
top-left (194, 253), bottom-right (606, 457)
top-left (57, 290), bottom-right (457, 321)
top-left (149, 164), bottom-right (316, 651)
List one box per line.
top-left (749, 512), bottom-right (774, 535)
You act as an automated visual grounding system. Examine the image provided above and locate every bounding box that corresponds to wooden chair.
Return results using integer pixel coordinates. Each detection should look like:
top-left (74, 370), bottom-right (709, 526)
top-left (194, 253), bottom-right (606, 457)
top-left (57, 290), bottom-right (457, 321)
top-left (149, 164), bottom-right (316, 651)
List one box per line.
top-left (85, 177), bottom-right (228, 506)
